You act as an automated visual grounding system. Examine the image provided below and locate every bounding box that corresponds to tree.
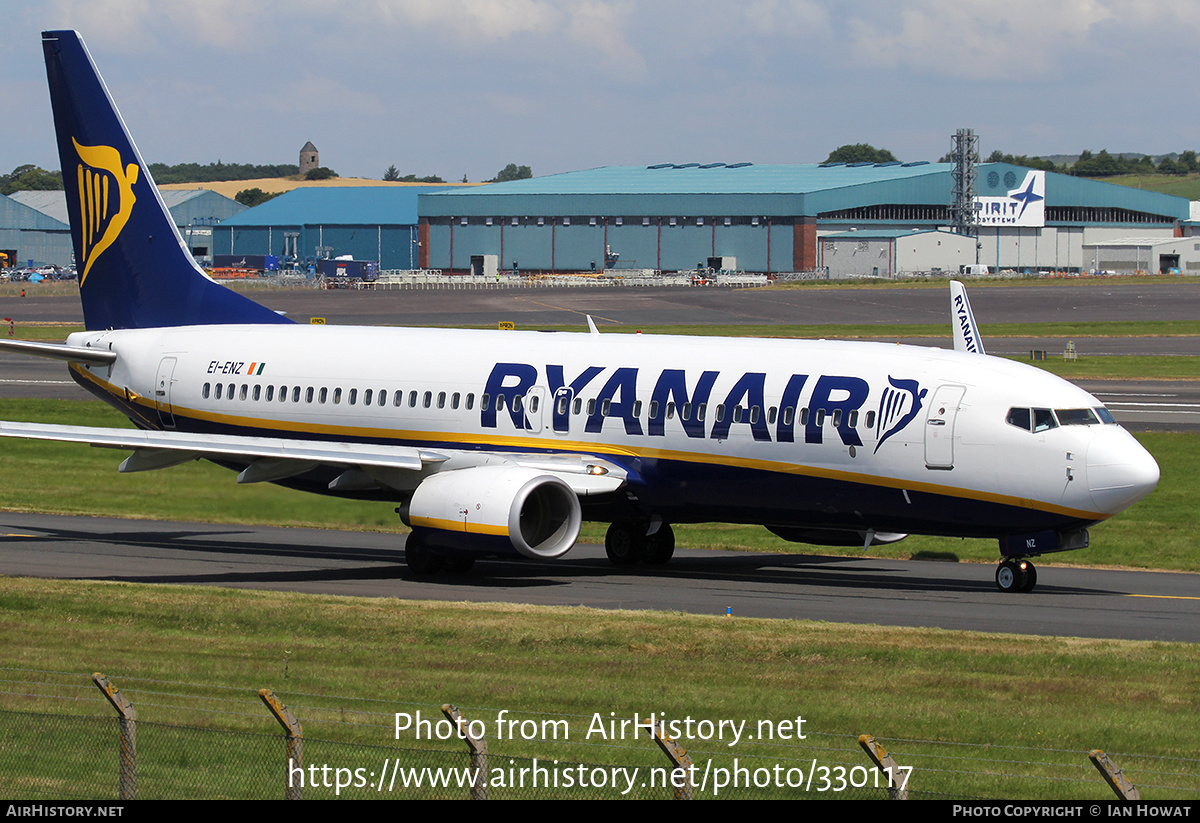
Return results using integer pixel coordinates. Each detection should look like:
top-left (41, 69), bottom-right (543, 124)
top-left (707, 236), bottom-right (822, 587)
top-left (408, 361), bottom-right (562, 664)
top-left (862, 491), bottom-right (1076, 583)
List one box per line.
top-left (0, 164), bottom-right (63, 195)
top-left (305, 166), bottom-right (337, 180)
top-left (383, 165), bottom-right (400, 181)
top-left (234, 188), bottom-right (283, 207)
top-left (490, 163), bottom-right (532, 182)
top-left (976, 151), bottom-right (1059, 173)
top-left (822, 144), bottom-right (897, 164)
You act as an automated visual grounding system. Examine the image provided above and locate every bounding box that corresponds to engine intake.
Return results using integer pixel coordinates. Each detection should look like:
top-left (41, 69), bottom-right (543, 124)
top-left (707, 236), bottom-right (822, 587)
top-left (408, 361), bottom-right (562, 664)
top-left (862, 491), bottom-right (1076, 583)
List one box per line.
top-left (406, 466), bottom-right (581, 559)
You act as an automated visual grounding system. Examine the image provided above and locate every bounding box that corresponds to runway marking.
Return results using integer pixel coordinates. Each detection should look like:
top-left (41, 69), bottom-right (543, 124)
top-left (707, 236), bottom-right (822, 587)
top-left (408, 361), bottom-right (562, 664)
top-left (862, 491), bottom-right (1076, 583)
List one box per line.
top-left (513, 298), bottom-right (622, 325)
top-left (0, 379), bottom-right (74, 385)
top-left (1126, 594), bottom-right (1200, 601)
top-left (1105, 402), bottom-right (1200, 409)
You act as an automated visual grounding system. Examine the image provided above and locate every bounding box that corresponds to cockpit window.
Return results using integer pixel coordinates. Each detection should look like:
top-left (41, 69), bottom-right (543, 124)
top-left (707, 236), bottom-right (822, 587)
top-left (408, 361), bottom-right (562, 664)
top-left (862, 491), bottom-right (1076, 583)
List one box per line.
top-left (1055, 408), bottom-right (1100, 426)
top-left (1033, 408), bottom-right (1057, 432)
top-left (1006, 407), bottom-right (1031, 431)
top-left (1095, 407), bottom-right (1117, 425)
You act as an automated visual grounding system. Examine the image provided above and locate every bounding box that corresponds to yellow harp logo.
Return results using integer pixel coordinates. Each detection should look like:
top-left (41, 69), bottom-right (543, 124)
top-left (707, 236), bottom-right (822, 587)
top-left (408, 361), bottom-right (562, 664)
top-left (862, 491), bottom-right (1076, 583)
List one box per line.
top-left (73, 137), bottom-right (139, 286)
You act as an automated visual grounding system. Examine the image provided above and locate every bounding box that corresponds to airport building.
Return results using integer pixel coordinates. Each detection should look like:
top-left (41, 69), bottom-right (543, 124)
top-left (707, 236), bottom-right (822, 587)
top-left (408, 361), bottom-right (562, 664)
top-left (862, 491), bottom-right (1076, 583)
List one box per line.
top-left (215, 186), bottom-right (451, 270)
top-left (0, 192), bottom-right (72, 268)
top-left (6, 188), bottom-right (246, 267)
top-left (415, 162), bottom-right (1193, 275)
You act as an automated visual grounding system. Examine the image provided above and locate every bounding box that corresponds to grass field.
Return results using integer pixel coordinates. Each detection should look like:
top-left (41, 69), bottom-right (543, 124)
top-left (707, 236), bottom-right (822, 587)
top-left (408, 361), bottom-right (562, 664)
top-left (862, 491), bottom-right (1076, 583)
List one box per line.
top-left (3, 578), bottom-right (1199, 799)
top-left (1095, 172), bottom-right (1200, 200)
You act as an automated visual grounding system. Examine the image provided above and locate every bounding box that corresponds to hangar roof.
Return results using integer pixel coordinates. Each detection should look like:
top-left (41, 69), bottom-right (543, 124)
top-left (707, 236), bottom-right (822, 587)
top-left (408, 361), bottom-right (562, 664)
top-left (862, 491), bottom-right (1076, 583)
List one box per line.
top-left (434, 161), bottom-right (941, 196)
top-left (420, 162), bottom-right (951, 218)
top-left (420, 162), bottom-right (1190, 222)
top-left (0, 193), bottom-right (69, 230)
top-left (10, 188), bottom-right (245, 226)
top-left (220, 186), bottom-right (454, 227)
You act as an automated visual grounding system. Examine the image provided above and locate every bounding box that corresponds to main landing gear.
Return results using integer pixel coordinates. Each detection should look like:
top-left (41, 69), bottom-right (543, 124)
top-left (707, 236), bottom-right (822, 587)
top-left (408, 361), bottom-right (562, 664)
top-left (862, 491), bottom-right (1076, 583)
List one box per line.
top-left (403, 531), bottom-right (474, 575)
top-left (995, 558), bottom-right (1037, 593)
top-left (605, 522), bottom-right (675, 567)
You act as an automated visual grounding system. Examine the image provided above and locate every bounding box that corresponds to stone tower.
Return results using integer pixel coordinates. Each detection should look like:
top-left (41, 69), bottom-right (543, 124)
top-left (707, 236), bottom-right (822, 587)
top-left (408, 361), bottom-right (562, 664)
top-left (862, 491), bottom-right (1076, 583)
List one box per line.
top-left (299, 141), bottom-right (319, 175)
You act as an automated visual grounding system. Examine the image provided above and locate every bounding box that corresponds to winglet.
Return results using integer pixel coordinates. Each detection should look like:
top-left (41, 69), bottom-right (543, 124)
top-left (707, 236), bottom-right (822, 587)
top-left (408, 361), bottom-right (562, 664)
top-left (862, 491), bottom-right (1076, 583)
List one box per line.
top-left (586, 315), bottom-right (600, 335)
top-left (950, 280), bottom-right (985, 354)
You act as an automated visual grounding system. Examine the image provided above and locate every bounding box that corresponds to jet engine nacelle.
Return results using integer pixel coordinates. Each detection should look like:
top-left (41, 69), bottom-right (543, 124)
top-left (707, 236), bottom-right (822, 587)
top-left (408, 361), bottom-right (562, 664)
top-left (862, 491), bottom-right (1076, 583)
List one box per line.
top-left (406, 466), bottom-right (582, 559)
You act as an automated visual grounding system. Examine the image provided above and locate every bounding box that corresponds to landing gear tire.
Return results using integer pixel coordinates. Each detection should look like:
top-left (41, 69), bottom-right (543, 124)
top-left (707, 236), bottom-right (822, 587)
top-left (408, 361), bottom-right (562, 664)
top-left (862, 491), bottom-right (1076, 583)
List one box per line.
top-left (995, 560), bottom-right (1029, 593)
top-left (404, 532), bottom-right (444, 575)
top-left (1019, 562), bottom-right (1037, 592)
top-left (443, 557), bottom-right (475, 574)
top-left (643, 523), bottom-right (676, 566)
top-left (605, 522), bottom-right (646, 566)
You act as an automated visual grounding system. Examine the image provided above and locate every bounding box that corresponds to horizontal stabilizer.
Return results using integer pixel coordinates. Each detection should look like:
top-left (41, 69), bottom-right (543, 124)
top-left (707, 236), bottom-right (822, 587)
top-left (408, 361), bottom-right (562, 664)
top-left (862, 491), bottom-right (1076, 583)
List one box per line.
top-left (0, 338), bottom-right (116, 365)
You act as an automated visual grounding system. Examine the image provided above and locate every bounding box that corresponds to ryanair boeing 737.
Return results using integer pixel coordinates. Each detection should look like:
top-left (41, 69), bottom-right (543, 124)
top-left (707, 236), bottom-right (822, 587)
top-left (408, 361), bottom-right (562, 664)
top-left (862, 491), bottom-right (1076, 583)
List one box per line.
top-left (0, 31), bottom-right (1160, 592)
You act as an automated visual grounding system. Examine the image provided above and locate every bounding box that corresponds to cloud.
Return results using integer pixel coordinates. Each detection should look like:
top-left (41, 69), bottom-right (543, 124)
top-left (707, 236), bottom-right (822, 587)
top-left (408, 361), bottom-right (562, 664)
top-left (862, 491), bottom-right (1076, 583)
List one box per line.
top-left (838, 0), bottom-right (1200, 80)
top-left (743, 0), bottom-right (830, 38)
top-left (353, 0), bottom-right (562, 42)
top-left (564, 2), bottom-right (645, 76)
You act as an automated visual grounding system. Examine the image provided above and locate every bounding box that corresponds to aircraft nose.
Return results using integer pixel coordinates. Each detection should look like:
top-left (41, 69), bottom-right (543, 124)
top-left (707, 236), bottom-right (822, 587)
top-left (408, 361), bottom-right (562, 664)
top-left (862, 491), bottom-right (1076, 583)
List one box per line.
top-left (1086, 427), bottom-right (1160, 514)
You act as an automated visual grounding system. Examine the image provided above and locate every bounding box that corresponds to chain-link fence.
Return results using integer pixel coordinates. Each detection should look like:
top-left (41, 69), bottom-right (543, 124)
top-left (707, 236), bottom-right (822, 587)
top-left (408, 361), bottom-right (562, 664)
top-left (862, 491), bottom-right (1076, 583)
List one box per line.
top-left (2, 669), bottom-right (1197, 800)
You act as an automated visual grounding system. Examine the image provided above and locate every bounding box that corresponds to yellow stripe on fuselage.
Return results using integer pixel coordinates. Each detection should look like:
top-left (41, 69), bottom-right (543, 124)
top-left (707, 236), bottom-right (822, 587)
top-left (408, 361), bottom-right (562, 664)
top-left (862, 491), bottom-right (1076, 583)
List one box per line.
top-left (69, 364), bottom-right (1108, 522)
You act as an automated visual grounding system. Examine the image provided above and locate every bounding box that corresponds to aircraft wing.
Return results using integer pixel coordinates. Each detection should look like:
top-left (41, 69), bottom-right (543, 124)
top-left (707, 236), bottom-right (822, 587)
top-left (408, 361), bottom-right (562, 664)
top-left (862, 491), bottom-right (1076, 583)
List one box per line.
top-left (0, 420), bottom-right (626, 495)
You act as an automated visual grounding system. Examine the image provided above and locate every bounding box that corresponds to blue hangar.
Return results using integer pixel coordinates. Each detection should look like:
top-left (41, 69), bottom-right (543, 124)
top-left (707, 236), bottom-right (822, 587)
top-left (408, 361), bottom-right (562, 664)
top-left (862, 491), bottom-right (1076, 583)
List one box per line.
top-left (414, 162), bottom-right (1190, 275)
top-left (215, 185), bottom-right (454, 271)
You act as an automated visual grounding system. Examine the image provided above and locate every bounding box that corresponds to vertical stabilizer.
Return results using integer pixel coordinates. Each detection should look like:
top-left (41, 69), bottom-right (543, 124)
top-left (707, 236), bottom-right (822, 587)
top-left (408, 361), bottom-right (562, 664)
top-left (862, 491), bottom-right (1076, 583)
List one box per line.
top-left (949, 280), bottom-right (985, 354)
top-left (41, 30), bottom-right (291, 331)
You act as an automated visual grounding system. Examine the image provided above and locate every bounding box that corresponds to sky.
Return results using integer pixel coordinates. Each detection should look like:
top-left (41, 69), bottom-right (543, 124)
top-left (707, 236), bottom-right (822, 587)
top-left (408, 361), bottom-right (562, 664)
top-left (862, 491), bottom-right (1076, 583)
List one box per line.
top-left (4, 0), bottom-right (1200, 183)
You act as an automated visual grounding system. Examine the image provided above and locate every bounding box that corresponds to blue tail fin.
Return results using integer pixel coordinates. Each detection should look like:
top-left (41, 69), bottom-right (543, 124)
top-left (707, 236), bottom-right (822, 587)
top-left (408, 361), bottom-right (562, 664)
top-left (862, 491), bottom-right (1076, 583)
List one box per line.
top-left (42, 30), bottom-right (292, 331)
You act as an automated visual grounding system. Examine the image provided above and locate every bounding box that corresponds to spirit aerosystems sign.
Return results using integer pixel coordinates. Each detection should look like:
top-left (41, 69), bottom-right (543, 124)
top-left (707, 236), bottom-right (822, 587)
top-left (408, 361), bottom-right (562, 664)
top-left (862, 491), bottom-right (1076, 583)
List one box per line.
top-left (974, 170), bottom-right (1045, 227)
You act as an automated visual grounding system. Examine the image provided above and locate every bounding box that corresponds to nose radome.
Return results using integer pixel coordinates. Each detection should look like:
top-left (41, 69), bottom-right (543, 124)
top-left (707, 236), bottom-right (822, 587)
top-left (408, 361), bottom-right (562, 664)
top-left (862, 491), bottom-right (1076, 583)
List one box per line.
top-left (1086, 427), bottom-right (1160, 514)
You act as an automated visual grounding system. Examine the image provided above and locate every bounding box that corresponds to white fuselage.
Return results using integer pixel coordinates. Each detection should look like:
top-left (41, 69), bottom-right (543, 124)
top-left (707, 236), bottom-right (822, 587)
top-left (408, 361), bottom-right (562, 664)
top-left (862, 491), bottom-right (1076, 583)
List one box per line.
top-left (64, 324), bottom-right (1159, 541)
